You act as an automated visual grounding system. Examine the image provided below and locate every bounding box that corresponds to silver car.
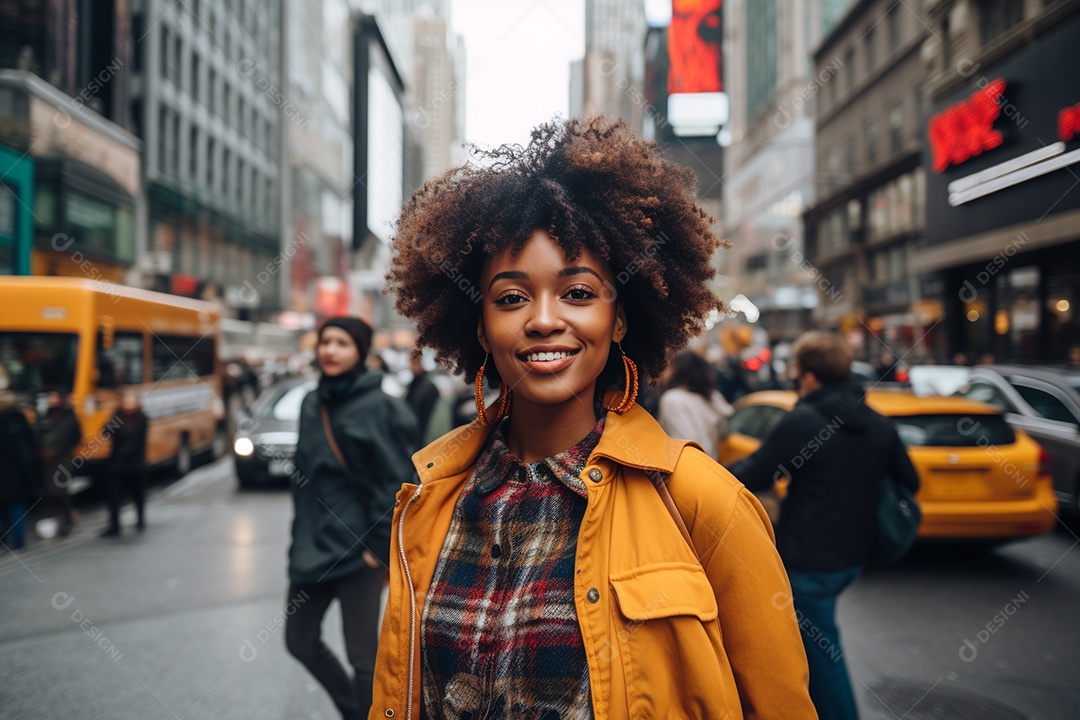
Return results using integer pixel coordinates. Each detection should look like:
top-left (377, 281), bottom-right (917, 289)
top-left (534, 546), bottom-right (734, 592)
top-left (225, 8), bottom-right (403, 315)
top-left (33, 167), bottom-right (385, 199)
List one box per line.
top-left (953, 366), bottom-right (1080, 513)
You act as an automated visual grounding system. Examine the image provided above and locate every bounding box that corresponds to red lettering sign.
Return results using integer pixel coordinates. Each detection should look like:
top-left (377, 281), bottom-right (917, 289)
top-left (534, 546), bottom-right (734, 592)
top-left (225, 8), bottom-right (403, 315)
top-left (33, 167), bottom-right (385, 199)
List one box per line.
top-left (1060, 102), bottom-right (1080, 142)
top-left (928, 78), bottom-right (1006, 172)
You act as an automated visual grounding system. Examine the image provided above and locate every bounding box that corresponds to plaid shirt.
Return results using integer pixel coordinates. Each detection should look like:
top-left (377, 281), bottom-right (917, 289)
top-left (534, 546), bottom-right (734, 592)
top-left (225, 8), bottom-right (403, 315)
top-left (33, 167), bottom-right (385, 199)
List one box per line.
top-left (420, 417), bottom-right (604, 720)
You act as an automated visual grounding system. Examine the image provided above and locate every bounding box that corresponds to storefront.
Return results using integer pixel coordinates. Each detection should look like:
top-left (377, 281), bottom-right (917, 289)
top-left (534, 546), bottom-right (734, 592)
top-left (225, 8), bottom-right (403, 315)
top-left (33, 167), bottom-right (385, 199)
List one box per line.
top-left (917, 12), bottom-right (1080, 363)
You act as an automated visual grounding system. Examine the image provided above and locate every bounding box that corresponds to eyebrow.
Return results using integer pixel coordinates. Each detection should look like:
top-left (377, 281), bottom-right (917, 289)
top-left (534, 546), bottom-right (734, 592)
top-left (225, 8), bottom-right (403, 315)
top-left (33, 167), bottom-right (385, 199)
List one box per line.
top-left (487, 266), bottom-right (604, 290)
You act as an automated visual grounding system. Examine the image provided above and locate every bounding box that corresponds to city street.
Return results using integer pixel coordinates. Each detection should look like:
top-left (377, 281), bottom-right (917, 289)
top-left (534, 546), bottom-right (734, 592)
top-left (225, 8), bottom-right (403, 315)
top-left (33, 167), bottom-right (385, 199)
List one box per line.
top-left (1, 460), bottom-right (1079, 719)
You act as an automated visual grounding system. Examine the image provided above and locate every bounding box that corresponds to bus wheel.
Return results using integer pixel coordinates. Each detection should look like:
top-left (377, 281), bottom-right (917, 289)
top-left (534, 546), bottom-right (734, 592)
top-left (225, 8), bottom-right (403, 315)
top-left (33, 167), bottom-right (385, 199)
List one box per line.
top-left (175, 437), bottom-right (193, 478)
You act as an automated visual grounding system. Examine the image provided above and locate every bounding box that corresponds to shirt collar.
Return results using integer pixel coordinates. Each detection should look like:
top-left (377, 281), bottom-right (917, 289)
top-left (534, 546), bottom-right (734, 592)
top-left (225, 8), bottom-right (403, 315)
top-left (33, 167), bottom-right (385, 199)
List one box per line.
top-left (471, 416), bottom-right (605, 497)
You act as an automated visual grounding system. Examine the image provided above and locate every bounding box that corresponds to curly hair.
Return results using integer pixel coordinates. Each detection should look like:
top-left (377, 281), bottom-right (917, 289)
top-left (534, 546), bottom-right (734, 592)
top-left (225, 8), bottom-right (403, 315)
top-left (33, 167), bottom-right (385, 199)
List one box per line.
top-left (387, 115), bottom-right (724, 391)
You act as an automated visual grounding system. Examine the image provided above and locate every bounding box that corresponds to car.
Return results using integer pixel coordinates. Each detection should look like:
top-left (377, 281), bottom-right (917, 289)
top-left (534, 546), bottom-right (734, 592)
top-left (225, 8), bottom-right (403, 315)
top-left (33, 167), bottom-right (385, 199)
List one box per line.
top-left (951, 365), bottom-right (1080, 513)
top-left (717, 389), bottom-right (1058, 542)
top-left (233, 376), bottom-right (316, 488)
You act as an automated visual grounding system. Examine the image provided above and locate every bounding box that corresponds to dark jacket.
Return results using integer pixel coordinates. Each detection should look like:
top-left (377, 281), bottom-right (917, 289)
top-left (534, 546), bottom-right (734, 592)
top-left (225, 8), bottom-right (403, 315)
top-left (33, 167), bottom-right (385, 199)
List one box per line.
top-left (104, 409), bottom-right (149, 474)
top-left (0, 406), bottom-right (39, 502)
top-left (36, 405), bottom-right (82, 466)
top-left (728, 381), bottom-right (919, 571)
top-left (289, 371), bottom-right (419, 584)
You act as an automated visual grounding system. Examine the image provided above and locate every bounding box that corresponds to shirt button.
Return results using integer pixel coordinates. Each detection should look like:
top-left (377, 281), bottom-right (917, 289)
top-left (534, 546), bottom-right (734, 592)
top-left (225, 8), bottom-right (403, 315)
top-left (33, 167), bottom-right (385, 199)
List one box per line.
top-left (491, 543), bottom-right (502, 559)
top-left (587, 587), bottom-right (600, 603)
top-left (588, 468), bottom-right (603, 483)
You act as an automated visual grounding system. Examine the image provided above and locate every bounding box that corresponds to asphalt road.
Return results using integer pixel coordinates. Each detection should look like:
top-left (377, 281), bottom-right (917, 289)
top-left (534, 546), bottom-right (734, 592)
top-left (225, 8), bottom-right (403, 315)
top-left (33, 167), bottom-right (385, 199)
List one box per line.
top-left (1, 459), bottom-right (1078, 720)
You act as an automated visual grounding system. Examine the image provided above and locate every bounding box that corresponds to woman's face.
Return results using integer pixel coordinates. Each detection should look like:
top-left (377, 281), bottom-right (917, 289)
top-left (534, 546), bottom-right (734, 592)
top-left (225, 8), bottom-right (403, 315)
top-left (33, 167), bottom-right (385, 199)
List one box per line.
top-left (478, 229), bottom-right (626, 411)
top-left (317, 326), bottom-right (361, 377)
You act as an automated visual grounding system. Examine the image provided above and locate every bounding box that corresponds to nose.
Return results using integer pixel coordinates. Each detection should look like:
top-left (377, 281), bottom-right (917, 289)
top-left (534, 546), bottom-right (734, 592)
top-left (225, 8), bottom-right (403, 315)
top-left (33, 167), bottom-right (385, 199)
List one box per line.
top-left (524, 292), bottom-right (566, 336)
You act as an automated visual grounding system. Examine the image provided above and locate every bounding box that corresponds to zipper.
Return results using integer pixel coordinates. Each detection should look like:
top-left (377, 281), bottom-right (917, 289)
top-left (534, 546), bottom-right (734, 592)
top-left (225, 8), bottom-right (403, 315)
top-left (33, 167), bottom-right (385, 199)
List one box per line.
top-left (397, 484), bottom-right (423, 720)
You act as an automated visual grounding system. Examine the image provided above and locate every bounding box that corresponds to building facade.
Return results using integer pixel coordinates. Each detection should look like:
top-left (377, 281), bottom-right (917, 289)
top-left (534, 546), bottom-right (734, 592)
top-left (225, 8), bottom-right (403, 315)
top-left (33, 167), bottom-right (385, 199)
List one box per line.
top-left (804, 0), bottom-right (932, 360)
top-left (721, 0), bottom-right (847, 340)
top-left (917, 0), bottom-right (1080, 362)
top-left (579, 0), bottom-right (647, 130)
top-left (129, 0), bottom-right (284, 315)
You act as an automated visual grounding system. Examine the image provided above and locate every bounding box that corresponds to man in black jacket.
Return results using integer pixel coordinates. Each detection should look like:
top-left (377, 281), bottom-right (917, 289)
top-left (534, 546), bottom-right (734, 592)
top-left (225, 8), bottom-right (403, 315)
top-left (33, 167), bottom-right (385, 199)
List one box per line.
top-left (729, 332), bottom-right (919, 720)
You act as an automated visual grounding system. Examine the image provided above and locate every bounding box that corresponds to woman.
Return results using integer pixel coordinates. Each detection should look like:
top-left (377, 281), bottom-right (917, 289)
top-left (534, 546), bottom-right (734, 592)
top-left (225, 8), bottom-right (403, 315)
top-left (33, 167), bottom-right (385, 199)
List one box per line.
top-left (285, 317), bottom-right (419, 720)
top-left (372, 117), bottom-right (816, 719)
top-left (657, 350), bottom-right (733, 460)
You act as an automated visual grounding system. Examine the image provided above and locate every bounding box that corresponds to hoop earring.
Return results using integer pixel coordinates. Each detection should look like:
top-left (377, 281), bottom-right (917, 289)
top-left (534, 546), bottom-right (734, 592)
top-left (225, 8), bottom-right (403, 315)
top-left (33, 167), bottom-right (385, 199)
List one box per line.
top-left (475, 354), bottom-right (512, 426)
top-left (601, 343), bottom-right (639, 414)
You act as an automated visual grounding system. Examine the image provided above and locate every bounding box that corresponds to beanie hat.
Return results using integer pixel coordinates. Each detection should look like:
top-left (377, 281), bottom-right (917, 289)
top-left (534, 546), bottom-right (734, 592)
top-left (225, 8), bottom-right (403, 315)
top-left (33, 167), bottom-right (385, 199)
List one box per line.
top-left (318, 316), bottom-right (373, 365)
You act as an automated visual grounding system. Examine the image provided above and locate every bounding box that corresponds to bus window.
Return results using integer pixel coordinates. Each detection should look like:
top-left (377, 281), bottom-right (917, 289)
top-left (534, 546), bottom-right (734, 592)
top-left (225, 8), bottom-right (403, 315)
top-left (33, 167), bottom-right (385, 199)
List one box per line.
top-left (152, 335), bottom-right (217, 381)
top-left (96, 331), bottom-right (145, 388)
top-left (0, 332), bottom-right (79, 393)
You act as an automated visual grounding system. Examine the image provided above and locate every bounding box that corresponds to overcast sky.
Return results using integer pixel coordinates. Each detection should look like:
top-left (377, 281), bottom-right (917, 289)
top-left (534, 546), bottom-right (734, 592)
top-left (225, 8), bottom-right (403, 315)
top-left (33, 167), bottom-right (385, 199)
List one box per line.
top-left (450, 0), bottom-right (586, 149)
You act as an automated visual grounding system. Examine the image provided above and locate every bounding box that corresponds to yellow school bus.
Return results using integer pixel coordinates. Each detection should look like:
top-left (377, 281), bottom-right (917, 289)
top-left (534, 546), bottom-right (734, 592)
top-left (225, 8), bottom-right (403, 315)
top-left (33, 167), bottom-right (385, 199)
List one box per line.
top-left (0, 277), bottom-right (225, 477)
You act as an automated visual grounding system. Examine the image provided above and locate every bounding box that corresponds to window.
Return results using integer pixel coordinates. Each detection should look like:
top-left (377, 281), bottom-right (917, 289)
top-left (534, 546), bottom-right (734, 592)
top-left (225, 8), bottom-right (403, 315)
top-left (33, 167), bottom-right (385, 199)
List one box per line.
top-left (887, 5), bottom-right (901, 54)
top-left (192, 55), bottom-right (201, 103)
top-left (864, 25), bottom-right (876, 75)
top-left (845, 47), bottom-right (856, 93)
top-left (889, 102), bottom-right (904, 153)
top-left (1012, 384), bottom-right (1079, 425)
top-left (957, 382), bottom-right (1012, 413)
top-left (892, 414), bottom-right (1015, 447)
top-left (152, 335), bottom-right (217, 380)
top-left (729, 405), bottom-right (789, 440)
top-left (978, 0), bottom-right (1023, 46)
top-left (207, 137), bottom-right (216, 189)
top-left (189, 126), bottom-right (199, 180)
top-left (96, 332), bottom-right (145, 388)
top-left (208, 68), bottom-right (217, 113)
top-left (865, 117), bottom-right (879, 167)
top-left (161, 27), bottom-right (171, 80)
top-left (0, 332), bottom-right (79, 393)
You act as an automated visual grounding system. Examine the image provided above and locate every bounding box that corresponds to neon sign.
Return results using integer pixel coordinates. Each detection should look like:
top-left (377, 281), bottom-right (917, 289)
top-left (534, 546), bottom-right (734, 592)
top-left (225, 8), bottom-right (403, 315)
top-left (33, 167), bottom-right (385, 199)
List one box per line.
top-left (928, 79), bottom-right (1006, 173)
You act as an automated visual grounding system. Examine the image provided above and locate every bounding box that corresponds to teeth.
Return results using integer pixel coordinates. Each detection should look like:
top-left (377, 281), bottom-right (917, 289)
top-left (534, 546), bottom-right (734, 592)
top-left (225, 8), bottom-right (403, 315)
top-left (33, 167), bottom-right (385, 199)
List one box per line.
top-left (526, 351), bottom-right (574, 362)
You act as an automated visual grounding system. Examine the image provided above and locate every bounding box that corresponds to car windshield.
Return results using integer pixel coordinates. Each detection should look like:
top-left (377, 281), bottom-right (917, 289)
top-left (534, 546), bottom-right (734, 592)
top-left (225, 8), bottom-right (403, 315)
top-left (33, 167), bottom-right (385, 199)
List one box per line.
top-left (892, 413), bottom-right (1015, 447)
top-left (0, 332), bottom-right (80, 394)
top-left (254, 382), bottom-right (313, 422)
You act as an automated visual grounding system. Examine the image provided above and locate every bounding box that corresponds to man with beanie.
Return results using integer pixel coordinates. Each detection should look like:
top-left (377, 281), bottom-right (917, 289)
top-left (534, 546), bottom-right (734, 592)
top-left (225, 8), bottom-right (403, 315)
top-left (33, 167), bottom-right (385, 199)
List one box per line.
top-left (285, 316), bottom-right (419, 719)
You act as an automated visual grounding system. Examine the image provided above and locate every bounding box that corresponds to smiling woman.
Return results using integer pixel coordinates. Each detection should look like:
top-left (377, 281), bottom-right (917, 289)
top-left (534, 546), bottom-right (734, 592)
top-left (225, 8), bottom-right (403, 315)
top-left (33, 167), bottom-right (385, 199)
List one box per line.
top-left (375, 116), bottom-right (817, 720)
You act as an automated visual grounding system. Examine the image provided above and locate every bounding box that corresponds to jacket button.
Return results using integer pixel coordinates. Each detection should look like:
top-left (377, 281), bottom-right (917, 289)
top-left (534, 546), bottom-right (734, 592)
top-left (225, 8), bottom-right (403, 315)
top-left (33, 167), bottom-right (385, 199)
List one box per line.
top-left (385, 710), bottom-right (395, 718)
top-left (587, 587), bottom-right (600, 603)
top-left (588, 468), bottom-right (603, 483)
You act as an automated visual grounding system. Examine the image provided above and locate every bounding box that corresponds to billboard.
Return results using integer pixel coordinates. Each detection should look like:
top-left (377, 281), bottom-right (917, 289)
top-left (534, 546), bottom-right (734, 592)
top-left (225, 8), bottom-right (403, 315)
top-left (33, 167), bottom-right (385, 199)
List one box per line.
top-left (667, 0), bottom-right (727, 136)
top-left (668, 0), bottom-right (722, 94)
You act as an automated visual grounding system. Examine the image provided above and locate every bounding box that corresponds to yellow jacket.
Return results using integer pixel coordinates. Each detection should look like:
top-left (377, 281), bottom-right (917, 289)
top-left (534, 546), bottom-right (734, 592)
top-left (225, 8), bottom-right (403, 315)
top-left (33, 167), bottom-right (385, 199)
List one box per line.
top-left (370, 403), bottom-right (817, 720)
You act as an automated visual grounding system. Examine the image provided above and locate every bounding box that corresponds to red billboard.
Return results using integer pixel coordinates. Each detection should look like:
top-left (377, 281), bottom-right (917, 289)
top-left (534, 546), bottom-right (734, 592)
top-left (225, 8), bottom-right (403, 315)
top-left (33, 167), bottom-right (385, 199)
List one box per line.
top-left (668, 0), bottom-right (723, 94)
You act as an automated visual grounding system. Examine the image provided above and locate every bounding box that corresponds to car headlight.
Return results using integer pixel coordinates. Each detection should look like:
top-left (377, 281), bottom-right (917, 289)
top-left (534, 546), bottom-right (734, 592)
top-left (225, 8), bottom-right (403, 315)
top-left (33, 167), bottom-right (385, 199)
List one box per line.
top-left (234, 437), bottom-right (255, 457)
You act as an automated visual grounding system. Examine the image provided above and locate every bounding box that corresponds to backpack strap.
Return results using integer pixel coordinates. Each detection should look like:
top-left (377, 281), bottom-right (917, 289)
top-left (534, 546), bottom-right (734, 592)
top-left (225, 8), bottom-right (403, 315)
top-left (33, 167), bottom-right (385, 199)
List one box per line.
top-left (652, 472), bottom-right (698, 561)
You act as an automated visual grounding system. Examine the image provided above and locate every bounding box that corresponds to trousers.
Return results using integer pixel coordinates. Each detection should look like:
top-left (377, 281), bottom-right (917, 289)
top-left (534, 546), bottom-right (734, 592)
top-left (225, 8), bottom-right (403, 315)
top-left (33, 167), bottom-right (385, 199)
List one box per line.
top-left (285, 568), bottom-right (385, 720)
top-left (787, 566), bottom-right (862, 720)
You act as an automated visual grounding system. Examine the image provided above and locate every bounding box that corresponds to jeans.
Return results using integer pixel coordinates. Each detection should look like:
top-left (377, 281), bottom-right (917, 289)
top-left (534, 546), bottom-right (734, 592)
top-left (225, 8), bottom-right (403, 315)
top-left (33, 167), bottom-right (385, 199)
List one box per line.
top-left (787, 567), bottom-right (862, 720)
top-left (285, 568), bottom-right (385, 720)
top-left (104, 470), bottom-right (146, 532)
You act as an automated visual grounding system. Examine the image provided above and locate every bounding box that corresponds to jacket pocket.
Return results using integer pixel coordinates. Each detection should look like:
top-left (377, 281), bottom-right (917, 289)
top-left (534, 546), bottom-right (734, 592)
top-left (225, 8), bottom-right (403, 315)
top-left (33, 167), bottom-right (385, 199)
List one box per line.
top-left (608, 562), bottom-right (734, 720)
top-left (610, 562), bottom-right (718, 622)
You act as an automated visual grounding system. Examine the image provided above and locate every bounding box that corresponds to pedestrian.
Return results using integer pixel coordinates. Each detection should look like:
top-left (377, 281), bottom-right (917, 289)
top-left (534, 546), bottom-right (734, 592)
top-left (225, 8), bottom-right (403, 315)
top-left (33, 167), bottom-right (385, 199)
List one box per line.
top-left (405, 351), bottom-right (440, 438)
top-left (34, 388), bottom-right (82, 537)
top-left (657, 350), bottom-right (733, 460)
top-left (0, 384), bottom-right (38, 550)
top-left (874, 350), bottom-right (898, 382)
top-left (728, 331), bottom-right (920, 720)
top-left (100, 389), bottom-right (148, 537)
top-left (285, 316), bottom-right (419, 720)
top-left (373, 116), bottom-right (816, 719)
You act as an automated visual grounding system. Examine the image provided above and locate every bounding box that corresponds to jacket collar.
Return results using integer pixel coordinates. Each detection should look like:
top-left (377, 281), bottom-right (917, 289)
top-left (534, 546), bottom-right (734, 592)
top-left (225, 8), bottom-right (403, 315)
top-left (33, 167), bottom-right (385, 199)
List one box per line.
top-left (413, 400), bottom-right (693, 484)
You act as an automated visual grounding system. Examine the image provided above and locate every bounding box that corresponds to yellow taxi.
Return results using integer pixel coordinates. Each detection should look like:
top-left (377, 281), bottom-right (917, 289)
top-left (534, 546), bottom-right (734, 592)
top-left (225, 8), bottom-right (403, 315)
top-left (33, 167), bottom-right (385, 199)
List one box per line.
top-left (718, 389), bottom-right (1058, 540)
